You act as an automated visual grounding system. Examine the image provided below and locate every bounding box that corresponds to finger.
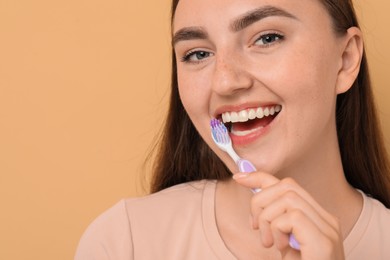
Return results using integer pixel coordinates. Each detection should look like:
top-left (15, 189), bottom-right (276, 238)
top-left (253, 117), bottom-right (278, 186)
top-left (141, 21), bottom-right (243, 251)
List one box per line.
top-left (248, 177), bottom-right (340, 234)
top-left (271, 224), bottom-right (291, 252)
top-left (233, 172), bottom-right (338, 238)
top-left (232, 171), bottom-right (280, 190)
top-left (269, 208), bottom-right (341, 257)
top-left (259, 219), bottom-right (274, 248)
top-left (253, 190), bottom-right (335, 238)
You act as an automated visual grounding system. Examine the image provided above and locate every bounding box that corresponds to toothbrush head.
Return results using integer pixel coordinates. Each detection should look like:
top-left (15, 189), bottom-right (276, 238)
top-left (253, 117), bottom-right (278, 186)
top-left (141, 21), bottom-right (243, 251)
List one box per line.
top-left (210, 118), bottom-right (231, 152)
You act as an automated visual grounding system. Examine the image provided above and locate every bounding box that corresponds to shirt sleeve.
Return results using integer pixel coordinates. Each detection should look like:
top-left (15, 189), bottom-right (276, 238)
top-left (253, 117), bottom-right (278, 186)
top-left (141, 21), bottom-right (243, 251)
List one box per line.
top-left (74, 200), bottom-right (133, 260)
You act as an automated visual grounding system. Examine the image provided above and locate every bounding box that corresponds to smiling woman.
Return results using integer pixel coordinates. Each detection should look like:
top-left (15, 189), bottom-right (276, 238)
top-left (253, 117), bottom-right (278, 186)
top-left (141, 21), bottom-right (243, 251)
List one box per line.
top-left (75, 0), bottom-right (390, 259)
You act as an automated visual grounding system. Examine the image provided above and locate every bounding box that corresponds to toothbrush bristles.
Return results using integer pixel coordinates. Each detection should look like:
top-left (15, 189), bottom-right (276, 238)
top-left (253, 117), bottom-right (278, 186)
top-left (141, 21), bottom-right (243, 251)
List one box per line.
top-left (211, 119), bottom-right (230, 144)
top-left (210, 118), bottom-right (220, 128)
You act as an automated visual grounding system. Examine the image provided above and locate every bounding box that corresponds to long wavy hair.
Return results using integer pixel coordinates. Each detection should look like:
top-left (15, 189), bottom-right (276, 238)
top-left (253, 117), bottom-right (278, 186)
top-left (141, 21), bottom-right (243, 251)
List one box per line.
top-left (148, 0), bottom-right (390, 208)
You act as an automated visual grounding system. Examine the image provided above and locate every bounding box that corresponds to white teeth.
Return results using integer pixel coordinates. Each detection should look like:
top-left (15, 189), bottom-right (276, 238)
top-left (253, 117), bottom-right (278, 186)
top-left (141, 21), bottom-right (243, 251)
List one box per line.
top-left (231, 126), bottom-right (263, 136)
top-left (263, 107), bottom-right (269, 116)
top-left (221, 105), bottom-right (282, 123)
top-left (238, 110), bottom-right (248, 122)
top-left (223, 112), bottom-right (231, 123)
top-left (256, 107), bottom-right (264, 119)
top-left (270, 107), bottom-right (275, 115)
top-left (248, 109), bottom-right (256, 120)
top-left (230, 112), bottom-right (238, 122)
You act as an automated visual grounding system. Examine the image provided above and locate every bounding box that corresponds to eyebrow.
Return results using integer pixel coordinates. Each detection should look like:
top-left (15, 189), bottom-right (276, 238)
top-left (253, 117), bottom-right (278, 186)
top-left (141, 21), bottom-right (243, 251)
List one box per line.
top-left (172, 5), bottom-right (297, 46)
top-left (172, 26), bottom-right (208, 46)
top-left (230, 6), bottom-right (297, 32)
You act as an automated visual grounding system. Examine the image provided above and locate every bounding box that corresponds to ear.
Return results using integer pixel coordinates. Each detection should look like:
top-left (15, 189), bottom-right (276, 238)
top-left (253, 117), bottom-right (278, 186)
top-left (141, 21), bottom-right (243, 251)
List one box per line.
top-left (336, 27), bottom-right (364, 94)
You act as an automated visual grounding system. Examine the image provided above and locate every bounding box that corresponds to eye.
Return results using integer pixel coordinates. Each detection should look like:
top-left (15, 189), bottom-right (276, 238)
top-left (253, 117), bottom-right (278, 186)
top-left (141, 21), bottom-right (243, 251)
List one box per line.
top-left (181, 50), bottom-right (213, 63)
top-left (254, 33), bottom-right (284, 47)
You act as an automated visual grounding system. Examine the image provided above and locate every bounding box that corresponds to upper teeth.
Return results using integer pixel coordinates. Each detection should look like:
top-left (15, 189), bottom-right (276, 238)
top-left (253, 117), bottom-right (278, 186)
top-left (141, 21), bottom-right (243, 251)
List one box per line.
top-left (221, 105), bottom-right (281, 123)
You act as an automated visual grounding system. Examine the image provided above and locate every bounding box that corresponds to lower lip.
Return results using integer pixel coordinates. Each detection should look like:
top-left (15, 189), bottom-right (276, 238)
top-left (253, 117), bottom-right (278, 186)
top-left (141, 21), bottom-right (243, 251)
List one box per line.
top-left (230, 115), bottom-right (278, 146)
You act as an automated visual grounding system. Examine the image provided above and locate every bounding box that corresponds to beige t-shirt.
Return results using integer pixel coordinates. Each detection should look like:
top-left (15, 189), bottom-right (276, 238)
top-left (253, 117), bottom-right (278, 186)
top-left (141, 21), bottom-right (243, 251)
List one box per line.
top-left (75, 180), bottom-right (390, 259)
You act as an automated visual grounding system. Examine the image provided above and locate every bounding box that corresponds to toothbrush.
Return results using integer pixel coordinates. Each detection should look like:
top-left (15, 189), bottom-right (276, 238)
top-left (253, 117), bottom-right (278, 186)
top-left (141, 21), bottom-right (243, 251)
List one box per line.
top-left (210, 118), bottom-right (260, 192)
top-left (210, 118), bottom-right (300, 250)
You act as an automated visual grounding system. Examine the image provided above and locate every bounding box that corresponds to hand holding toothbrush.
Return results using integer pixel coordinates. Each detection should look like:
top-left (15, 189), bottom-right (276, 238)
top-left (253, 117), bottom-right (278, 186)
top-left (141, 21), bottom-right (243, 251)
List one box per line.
top-left (233, 172), bottom-right (345, 259)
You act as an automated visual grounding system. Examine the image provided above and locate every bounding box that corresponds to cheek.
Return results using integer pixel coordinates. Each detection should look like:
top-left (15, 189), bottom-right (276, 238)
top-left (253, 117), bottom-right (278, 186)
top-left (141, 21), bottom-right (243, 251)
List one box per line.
top-left (177, 68), bottom-right (211, 123)
top-left (266, 44), bottom-right (340, 140)
top-left (285, 65), bottom-right (337, 127)
top-left (177, 70), bottom-right (217, 151)
top-left (273, 41), bottom-right (339, 103)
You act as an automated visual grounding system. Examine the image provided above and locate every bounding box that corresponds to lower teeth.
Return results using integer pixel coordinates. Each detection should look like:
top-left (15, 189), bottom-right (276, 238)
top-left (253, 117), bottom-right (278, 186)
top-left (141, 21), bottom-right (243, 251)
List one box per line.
top-left (230, 126), bottom-right (264, 136)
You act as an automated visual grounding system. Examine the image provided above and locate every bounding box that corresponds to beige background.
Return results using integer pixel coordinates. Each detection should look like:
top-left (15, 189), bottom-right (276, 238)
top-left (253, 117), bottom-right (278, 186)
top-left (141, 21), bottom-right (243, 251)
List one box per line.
top-left (0, 0), bottom-right (389, 259)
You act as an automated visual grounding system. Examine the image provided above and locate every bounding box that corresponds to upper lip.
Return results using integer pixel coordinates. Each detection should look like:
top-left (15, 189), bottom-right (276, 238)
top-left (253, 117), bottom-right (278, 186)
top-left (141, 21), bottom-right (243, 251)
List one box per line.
top-left (213, 102), bottom-right (280, 118)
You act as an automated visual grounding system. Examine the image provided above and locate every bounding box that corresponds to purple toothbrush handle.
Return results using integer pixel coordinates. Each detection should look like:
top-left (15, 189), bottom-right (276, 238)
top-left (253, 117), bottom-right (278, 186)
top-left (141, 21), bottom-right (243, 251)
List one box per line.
top-left (237, 159), bottom-right (256, 173)
top-left (237, 159), bottom-right (300, 250)
top-left (289, 234), bottom-right (300, 250)
top-left (237, 159), bottom-right (261, 193)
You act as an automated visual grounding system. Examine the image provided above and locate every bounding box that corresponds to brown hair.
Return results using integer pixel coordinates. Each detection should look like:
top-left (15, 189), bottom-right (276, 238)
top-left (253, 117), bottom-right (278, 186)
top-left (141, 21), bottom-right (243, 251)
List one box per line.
top-left (148, 0), bottom-right (390, 207)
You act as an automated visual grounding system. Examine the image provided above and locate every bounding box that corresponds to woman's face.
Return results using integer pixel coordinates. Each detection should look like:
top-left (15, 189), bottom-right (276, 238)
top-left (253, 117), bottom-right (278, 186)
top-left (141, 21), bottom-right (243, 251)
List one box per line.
top-left (173, 0), bottom-right (348, 175)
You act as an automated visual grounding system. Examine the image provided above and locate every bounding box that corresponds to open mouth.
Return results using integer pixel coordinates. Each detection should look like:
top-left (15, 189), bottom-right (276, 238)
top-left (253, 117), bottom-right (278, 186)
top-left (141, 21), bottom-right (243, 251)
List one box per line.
top-left (219, 105), bottom-right (282, 136)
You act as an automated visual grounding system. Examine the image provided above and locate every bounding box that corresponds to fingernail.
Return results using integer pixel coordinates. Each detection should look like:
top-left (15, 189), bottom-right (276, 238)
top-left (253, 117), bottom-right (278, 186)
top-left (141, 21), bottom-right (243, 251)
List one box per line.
top-left (233, 172), bottom-right (249, 179)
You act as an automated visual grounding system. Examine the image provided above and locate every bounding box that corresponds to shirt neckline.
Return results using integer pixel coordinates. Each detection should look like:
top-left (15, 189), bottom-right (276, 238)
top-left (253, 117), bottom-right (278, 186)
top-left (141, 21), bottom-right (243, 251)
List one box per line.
top-left (202, 180), bottom-right (237, 259)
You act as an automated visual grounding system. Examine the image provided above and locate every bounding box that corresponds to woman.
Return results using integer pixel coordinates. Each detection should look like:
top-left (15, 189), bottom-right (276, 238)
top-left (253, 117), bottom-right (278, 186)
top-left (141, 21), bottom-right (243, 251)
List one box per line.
top-left (75, 0), bottom-right (390, 259)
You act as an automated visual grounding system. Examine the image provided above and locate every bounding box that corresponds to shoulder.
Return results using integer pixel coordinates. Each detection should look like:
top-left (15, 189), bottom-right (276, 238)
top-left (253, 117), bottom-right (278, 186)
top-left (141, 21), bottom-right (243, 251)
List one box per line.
top-left (345, 191), bottom-right (390, 259)
top-left (361, 194), bottom-right (390, 256)
top-left (356, 191), bottom-right (390, 226)
top-left (74, 199), bottom-right (133, 260)
top-left (74, 180), bottom-right (216, 260)
top-left (365, 194), bottom-right (390, 234)
top-left (126, 179), bottom-right (214, 211)
top-left (123, 179), bottom-right (215, 236)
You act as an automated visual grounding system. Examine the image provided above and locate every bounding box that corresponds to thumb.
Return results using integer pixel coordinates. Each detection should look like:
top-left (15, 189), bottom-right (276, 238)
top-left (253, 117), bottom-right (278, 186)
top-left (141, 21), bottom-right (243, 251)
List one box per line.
top-left (232, 171), bottom-right (280, 190)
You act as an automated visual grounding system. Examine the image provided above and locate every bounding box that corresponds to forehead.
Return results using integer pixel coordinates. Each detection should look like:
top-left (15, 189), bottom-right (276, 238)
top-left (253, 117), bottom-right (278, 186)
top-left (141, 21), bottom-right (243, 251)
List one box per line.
top-left (173, 0), bottom-right (329, 32)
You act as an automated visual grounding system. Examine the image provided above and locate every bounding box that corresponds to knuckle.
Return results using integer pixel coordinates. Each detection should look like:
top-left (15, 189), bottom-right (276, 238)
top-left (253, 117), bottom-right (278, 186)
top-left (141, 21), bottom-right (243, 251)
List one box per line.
top-left (280, 177), bottom-right (297, 190)
top-left (284, 190), bottom-right (298, 202)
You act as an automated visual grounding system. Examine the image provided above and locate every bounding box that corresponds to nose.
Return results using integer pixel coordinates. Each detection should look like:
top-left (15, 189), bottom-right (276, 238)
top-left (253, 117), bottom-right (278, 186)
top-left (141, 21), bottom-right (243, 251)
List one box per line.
top-left (211, 53), bottom-right (253, 96)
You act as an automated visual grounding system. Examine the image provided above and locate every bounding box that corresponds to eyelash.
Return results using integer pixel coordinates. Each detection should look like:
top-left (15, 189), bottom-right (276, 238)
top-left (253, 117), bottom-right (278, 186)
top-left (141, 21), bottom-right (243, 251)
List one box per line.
top-left (180, 32), bottom-right (285, 64)
top-left (253, 32), bottom-right (285, 47)
top-left (181, 50), bottom-right (213, 63)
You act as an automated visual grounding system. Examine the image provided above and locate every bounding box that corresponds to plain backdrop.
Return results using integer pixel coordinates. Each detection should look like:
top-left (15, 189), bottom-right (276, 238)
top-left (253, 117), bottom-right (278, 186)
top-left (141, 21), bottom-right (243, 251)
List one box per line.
top-left (0, 0), bottom-right (389, 259)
